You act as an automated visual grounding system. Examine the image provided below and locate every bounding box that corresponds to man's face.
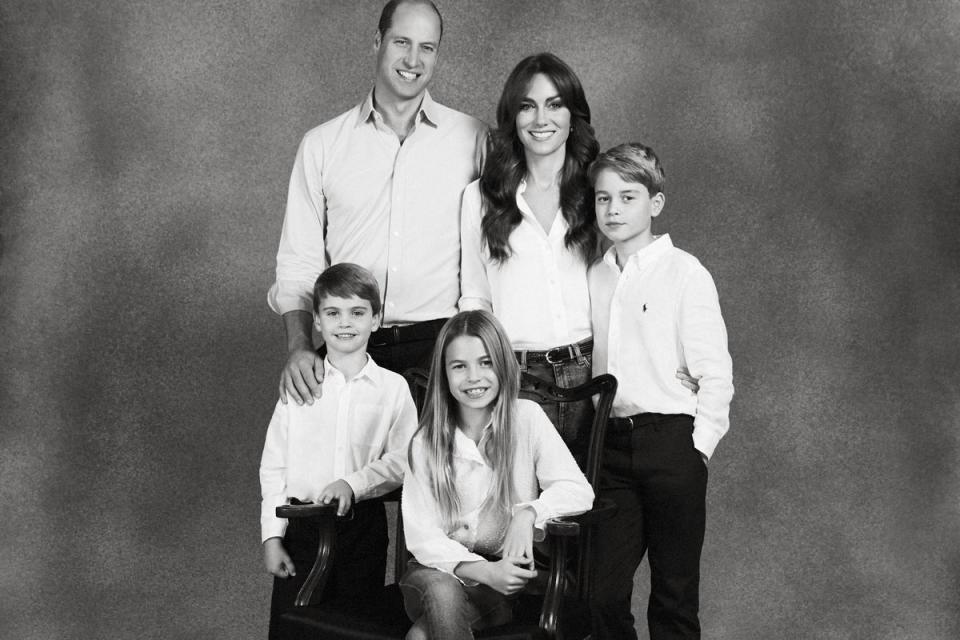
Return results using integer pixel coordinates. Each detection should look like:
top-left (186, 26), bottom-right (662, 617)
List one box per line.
top-left (374, 2), bottom-right (441, 103)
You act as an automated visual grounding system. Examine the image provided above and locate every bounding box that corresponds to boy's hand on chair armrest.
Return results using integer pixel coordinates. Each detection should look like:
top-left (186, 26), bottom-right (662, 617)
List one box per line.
top-left (319, 479), bottom-right (354, 516)
top-left (676, 367), bottom-right (700, 394)
top-left (263, 537), bottom-right (296, 578)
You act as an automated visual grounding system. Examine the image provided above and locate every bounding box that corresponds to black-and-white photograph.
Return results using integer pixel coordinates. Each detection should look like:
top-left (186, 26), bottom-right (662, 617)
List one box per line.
top-left (2, 1), bottom-right (958, 638)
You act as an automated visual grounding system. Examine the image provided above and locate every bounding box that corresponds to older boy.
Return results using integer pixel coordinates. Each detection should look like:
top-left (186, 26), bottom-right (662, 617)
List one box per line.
top-left (260, 263), bottom-right (418, 638)
top-left (586, 144), bottom-right (734, 639)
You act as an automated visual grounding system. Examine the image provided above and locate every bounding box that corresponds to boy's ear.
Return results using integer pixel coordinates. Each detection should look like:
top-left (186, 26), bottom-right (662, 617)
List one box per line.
top-left (651, 192), bottom-right (666, 218)
top-left (313, 313), bottom-right (324, 333)
top-left (371, 311), bottom-right (382, 333)
top-left (374, 30), bottom-right (382, 51)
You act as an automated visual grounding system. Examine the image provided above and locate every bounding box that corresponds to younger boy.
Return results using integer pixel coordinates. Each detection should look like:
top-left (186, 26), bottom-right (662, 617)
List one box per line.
top-left (586, 144), bottom-right (734, 640)
top-left (259, 262), bottom-right (418, 638)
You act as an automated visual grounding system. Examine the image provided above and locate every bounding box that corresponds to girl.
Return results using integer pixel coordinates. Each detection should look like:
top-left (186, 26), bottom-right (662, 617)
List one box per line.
top-left (400, 310), bottom-right (594, 640)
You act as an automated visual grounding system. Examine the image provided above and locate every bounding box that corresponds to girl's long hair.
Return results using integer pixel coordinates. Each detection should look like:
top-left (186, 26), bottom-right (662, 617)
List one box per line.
top-left (480, 52), bottom-right (601, 264)
top-left (408, 310), bottom-right (520, 530)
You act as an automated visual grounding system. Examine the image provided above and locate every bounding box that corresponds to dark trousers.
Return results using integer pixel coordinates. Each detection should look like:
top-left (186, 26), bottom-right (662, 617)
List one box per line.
top-left (366, 319), bottom-right (445, 374)
top-left (590, 414), bottom-right (707, 640)
top-left (268, 500), bottom-right (388, 639)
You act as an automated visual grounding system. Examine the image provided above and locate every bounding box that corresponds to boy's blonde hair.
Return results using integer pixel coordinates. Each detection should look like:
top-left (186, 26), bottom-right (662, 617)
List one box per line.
top-left (409, 310), bottom-right (519, 530)
top-left (588, 143), bottom-right (665, 195)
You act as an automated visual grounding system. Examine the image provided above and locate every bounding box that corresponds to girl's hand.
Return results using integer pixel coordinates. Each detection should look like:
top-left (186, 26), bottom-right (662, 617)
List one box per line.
top-left (482, 556), bottom-right (538, 595)
top-left (263, 537), bottom-right (296, 578)
top-left (501, 506), bottom-right (536, 569)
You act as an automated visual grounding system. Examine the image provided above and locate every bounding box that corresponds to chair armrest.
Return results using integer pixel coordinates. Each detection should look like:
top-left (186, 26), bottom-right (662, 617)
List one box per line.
top-left (542, 498), bottom-right (618, 537)
top-left (276, 503), bottom-right (338, 519)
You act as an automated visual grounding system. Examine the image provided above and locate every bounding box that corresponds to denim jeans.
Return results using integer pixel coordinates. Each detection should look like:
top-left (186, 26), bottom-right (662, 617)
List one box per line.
top-left (518, 353), bottom-right (594, 462)
top-left (399, 560), bottom-right (514, 640)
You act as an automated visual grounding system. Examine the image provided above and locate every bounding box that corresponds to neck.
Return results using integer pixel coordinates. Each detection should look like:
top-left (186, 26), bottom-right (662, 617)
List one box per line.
top-left (372, 85), bottom-right (424, 139)
top-left (457, 405), bottom-right (492, 443)
top-left (614, 234), bottom-right (658, 269)
top-left (524, 151), bottom-right (565, 191)
top-left (326, 350), bottom-right (368, 381)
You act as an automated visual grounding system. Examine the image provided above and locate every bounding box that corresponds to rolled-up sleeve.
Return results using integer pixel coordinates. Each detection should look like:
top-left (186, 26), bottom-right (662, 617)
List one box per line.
top-left (268, 133), bottom-right (329, 315)
top-left (458, 181), bottom-right (492, 312)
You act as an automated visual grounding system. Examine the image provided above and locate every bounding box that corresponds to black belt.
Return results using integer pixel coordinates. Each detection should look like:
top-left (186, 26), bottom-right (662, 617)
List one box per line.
top-left (516, 338), bottom-right (593, 365)
top-left (368, 318), bottom-right (448, 348)
top-left (607, 412), bottom-right (692, 434)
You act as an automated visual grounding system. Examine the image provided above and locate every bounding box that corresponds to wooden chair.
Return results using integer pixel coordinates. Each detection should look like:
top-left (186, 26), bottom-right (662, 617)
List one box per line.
top-left (273, 370), bottom-right (618, 640)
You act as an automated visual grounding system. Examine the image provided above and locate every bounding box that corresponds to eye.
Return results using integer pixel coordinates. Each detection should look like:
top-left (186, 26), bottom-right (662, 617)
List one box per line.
top-left (622, 195), bottom-right (635, 203)
top-left (352, 310), bottom-right (366, 317)
top-left (518, 103), bottom-right (533, 112)
top-left (394, 38), bottom-right (408, 47)
top-left (421, 44), bottom-right (436, 53)
top-left (325, 310), bottom-right (338, 317)
top-left (547, 100), bottom-right (564, 110)
top-left (480, 357), bottom-right (493, 368)
top-left (596, 195), bottom-right (609, 203)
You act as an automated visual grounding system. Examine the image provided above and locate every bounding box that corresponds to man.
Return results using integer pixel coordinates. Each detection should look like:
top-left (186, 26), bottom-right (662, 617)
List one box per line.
top-left (269, 0), bottom-right (487, 404)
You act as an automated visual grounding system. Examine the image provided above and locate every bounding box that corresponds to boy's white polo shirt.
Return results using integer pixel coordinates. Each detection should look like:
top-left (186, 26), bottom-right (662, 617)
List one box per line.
top-left (259, 356), bottom-right (418, 541)
top-left (589, 234), bottom-right (734, 459)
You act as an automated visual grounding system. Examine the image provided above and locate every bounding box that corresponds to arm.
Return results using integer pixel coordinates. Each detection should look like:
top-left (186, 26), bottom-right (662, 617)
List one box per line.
top-left (278, 310), bottom-right (325, 405)
top-left (401, 444), bottom-right (486, 577)
top-left (260, 401), bottom-right (290, 543)
top-left (678, 267), bottom-right (734, 460)
top-left (458, 182), bottom-right (493, 313)
top-left (518, 403), bottom-right (595, 530)
top-left (269, 134), bottom-right (329, 404)
top-left (342, 385), bottom-right (419, 500)
top-left (454, 555), bottom-right (537, 596)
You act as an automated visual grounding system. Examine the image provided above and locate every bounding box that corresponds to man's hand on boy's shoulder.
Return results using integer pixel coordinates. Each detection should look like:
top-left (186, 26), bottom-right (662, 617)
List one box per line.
top-left (263, 537), bottom-right (296, 578)
top-left (319, 479), bottom-right (355, 516)
top-left (279, 348), bottom-right (325, 406)
top-left (676, 367), bottom-right (700, 394)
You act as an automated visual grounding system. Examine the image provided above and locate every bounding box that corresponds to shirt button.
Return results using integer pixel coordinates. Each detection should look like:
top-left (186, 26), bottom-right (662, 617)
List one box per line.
top-left (393, 231), bottom-right (400, 237)
top-left (462, 524), bottom-right (469, 530)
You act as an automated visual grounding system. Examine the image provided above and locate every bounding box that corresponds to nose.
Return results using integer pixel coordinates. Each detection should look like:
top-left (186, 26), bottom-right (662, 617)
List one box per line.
top-left (466, 364), bottom-right (481, 381)
top-left (535, 105), bottom-right (548, 125)
top-left (403, 47), bottom-right (419, 68)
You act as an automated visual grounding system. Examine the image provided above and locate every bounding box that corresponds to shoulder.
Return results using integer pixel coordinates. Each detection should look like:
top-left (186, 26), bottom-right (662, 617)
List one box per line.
top-left (515, 398), bottom-right (552, 431)
top-left (300, 102), bottom-right (364, 146)
top-left (432, 100), bottom-right (488, 135)
top-left (663, 245), bottom-right (714, 281)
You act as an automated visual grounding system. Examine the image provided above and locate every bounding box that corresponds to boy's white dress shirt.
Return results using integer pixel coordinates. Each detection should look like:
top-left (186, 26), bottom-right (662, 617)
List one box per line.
top-left (259, 356), bottom-right (418, 542)
top-left (589, 234), bottom-right (734, 459)
top-left (402, 399), bottom-right (594, 577)
top-left (459, 180), bottom-right (592, 349)
top-left (269, 91), bottom-right (487, 326)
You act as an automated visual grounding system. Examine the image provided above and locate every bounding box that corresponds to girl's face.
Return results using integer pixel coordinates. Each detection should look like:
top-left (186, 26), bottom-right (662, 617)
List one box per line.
top-left (515, 73), bottom-right (571, 162)
top-left (444, 335), bottom-right (501, 417)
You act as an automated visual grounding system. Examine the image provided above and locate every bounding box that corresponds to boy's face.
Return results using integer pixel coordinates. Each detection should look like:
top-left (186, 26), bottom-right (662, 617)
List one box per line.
top-left (594, 169), bottom-right (665, 257)
top-left (313, 295), bottom-right (380, 358)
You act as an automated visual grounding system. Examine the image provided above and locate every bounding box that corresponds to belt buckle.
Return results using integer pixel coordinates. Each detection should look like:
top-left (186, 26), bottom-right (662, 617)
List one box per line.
top-left (544, 345), bottom-right (568, 365)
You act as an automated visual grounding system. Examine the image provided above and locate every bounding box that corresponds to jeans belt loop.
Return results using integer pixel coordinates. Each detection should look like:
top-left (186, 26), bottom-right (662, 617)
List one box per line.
top-left (572, 342), bottom-right (588, 366)
top-left (518, 350), bottom-right (528, 372)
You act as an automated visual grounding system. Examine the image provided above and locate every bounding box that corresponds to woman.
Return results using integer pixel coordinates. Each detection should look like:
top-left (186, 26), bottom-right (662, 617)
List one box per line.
top-left (459, 52), bottom-right (601, 447)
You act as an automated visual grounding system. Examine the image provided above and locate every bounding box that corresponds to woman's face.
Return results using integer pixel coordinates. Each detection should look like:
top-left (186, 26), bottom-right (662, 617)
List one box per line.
top-left (515, 73), bottom-right (571, 162)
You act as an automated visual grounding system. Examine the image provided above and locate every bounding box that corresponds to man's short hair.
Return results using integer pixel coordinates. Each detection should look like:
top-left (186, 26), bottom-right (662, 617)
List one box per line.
top-left (377, 0), bottom-right (443, 41)
top-left (312, 263), bottom-right (382, 316)
top-left (588, 143), bottom-right (666, 195)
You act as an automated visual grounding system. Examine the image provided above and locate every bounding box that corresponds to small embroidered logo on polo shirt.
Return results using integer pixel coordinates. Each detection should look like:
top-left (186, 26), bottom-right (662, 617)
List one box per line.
top-left (642, 303), bottom-right (648, 312)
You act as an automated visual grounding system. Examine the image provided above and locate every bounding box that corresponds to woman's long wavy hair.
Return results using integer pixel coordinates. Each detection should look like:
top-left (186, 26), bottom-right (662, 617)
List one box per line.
top-left (408, 310), bottom-right (520, 531)
top-left (480, 52), bottom-right (601, 264)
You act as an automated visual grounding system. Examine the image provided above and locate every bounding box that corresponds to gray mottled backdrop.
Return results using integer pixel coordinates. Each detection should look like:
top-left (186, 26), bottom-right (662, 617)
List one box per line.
top-left (1, 1), bottom-right (958, 638)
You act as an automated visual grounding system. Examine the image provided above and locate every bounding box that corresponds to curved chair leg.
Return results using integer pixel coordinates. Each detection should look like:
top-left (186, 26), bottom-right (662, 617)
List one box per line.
top-left (295, 519), bottom-right (337, 607)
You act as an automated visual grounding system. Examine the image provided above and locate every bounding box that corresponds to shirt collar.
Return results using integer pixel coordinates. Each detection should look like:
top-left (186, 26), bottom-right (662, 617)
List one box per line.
top-left (358, 89), bottom-right (440, 130)
top-left (604, 233), bottom-right (674, 270)
top-left (516, 180), bottom-right (566, 232)
top-left (452, 422), bottom-right (493, 465)
top-left (323, 354), bottom-right (381, 387)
